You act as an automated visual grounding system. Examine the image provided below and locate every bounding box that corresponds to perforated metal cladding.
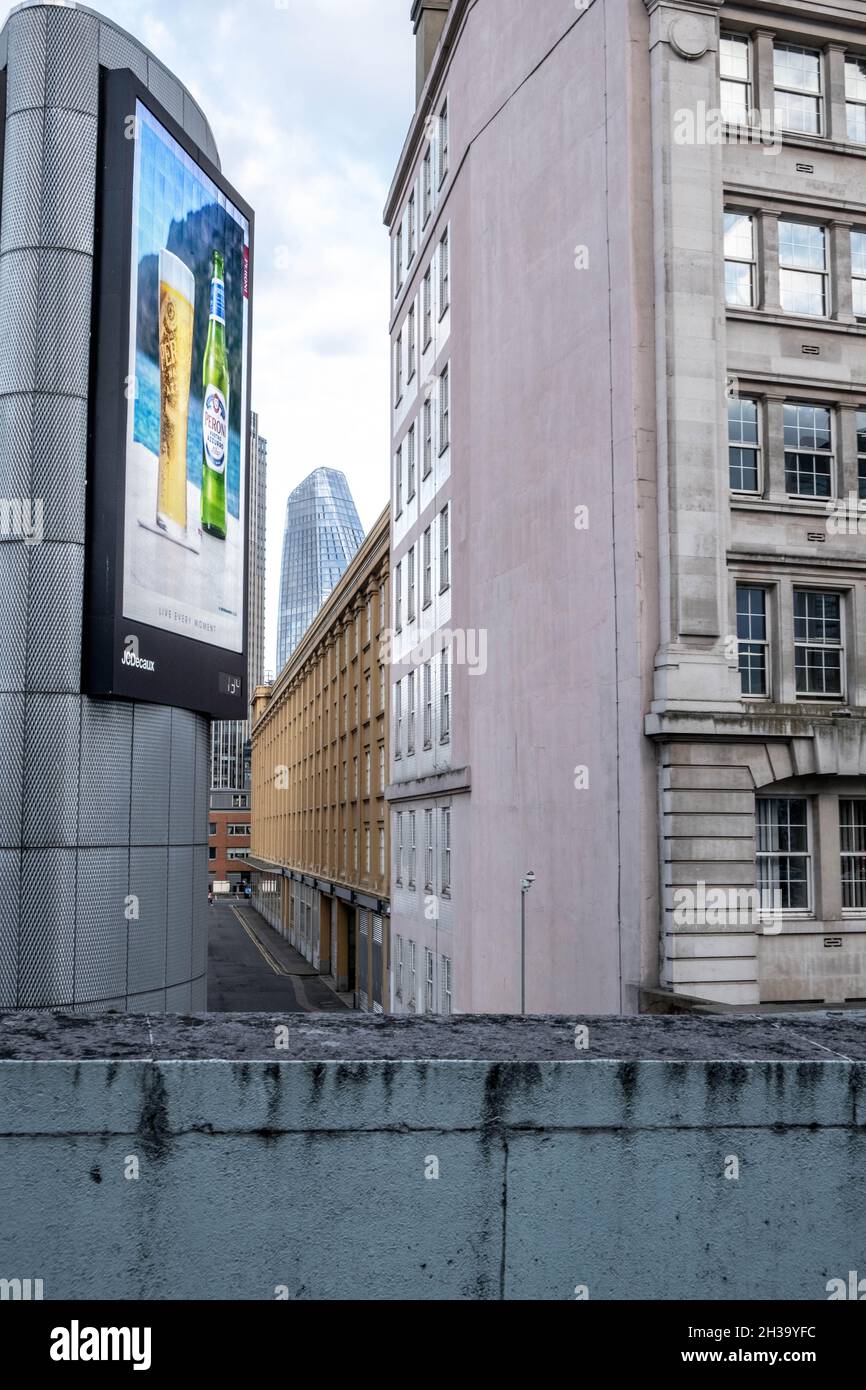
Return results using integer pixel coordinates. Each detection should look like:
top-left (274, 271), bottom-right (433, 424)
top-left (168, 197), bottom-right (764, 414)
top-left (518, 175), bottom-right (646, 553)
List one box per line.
top-left (5, 7), bottom-right (46, 117)
top-left (165, 982), bottom-right (192, 1012)
top-left (74, 847), bottom-right (129, 1003)
top-left (0, 394), bottom-right (34, 501)
top-left (0, 694), bottom-right (25, 846)
top-left (192, 847), bottom-right (208, 978)
top-left (35, 250), bottom-right (92, 396)
top-left (18, 848), bottom-right (75, 1007)
top-left (0, 547), bottom-right (29, 693)
top-left (128, 847), bottom-right (168, 994)
top-left (30, 397), bottom-right (88, 544)
top-left (22, 695), bottom-right (80, 847)
top-left (131, 704), bottom-right (171, 847)
top-left (127, 989), bottom-right (167, 1014)
top-left (165, 847), bottom-right (194, 985)
top-left (0, 109), bottom-right (44, 252)
top-left (27, 543), bottom-right (84, 693)
top-left (79, 701), bottom-right (133, 846)
top-left (0, 850), bottom-right (20, 1009)
top-left (147, 58), bottom-right (184, 124)
top-left (40, 110), bottom-right (98, 253)
top-left (194, 716), bottom-right (210, 844)
top-left (0, 249), bottom-right (39, 393)
top-left (189, 976), bottom-right (206, 1011)
top-left (0, 6), bottom-right (217, 1011)
top-left (169, 709), bottom-right (196, 844)
top-left (43, 8), bottom-right (98, 114)
top-left (97, 23), bottom-right (147, 82)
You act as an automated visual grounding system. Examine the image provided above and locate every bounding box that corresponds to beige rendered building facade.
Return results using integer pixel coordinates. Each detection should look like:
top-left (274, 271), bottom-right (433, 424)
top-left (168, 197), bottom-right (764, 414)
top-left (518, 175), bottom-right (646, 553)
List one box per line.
top-left (250, 510), bottom-right (391, 1010)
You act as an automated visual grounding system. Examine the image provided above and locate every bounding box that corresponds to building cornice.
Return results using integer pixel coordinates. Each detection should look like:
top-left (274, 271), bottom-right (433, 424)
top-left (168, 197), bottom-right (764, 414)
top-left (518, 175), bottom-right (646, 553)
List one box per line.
top-left (384, 0), bottom-right (471, 226)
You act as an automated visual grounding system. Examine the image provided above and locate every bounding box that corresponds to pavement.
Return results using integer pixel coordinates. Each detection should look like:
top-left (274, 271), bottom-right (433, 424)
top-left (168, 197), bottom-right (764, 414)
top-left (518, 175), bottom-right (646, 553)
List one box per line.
top-left (206, 899), bottom-right (350, 1013)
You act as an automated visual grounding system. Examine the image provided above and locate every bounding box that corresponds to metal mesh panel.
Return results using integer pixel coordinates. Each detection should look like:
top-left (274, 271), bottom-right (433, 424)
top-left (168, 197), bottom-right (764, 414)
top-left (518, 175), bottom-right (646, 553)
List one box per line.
top-left (147, 59), bottom-right (184, 124)
top-left (166, 846), bottom-right (193, 985)
top-left (189, 976), bottom-right (206, 1011)
top-left (127, 847), bottom-right (168, 994)
top-left (0, 394), bottom-right (34, 501)
top-left (18, 848), bottom-right (75, 1007)
top-left (0, 109), bottom-right (44, 253)
top-left (0, 693), bottom-right (24, 847)
top-left (127, 988), bottom-right (166, 1014)
top-left (6, 7), bottom-right (46, 116)
top-left (30, 396), bottom-right (88, 544)
top-left (35, 250), bottom-right (92, 396)
top-left (79, 700), bottom-right (133, 846)
top-left (165, 981), bottom-right (192, 1013)
top-left (44, 8), bottom-right (99, 115)
top-left (22, 694), bottom-right (80, 847)
top-left (27, 543), bottom-right (84, 693)
top-left (169, 709), bottom-right (196, 844)
top-left (193, 715), bottom-right (209, 844)
top-left (0, 849), bottom-right (20, 1009)
top-left (27, 544), bottom-right (82, 690)
top-left (182, 93), bottom-right (208, 154)
top-left (74, 847), bottom-right (128, 1003)
top-left (40, 110), bottom-right (98, 253)
top-left (97, 22), bottom-right (148, 82)
top-left (0, 546), bottom-right (29, 693)
top-left (130, 704), bottom-right (171, 847)
top-left (192, 845), bottom-right (208, 979)
top-left (0, 249), bottom-right (40, 393)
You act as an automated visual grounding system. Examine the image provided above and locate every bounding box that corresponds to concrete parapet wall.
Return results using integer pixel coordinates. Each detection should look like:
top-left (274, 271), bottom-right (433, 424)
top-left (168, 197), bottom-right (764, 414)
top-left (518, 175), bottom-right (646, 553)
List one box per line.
top-left (0, 1012), bottom-right (864, 1300)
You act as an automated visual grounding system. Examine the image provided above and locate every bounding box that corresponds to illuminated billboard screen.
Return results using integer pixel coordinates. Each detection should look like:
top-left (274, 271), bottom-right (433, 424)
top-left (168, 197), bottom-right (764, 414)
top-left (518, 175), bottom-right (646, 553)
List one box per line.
top-left (86, 71), bottom-right (253, 717)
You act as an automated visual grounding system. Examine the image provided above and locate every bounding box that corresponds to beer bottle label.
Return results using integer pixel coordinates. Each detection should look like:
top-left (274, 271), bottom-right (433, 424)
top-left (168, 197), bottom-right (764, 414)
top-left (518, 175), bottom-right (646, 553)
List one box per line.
top-left (210, 276), bottom-right (225, 325)
top-left (203, 386), bottom-right (228, 474)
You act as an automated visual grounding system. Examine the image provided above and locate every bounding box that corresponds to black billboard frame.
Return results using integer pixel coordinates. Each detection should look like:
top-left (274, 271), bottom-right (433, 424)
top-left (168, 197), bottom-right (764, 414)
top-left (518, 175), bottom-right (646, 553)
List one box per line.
top-left (85, 68), bottom-right (254, 719)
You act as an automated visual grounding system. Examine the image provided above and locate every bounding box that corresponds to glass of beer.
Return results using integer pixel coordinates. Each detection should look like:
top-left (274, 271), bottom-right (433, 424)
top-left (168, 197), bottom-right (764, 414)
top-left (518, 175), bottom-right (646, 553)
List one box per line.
top-left (157, 250), bottom-right (195, 541)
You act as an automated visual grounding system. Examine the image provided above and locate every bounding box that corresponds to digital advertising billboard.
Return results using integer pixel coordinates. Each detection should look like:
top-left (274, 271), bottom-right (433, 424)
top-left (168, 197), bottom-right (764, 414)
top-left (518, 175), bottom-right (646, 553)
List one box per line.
top-left (86, 71), bottom-right (253, 717)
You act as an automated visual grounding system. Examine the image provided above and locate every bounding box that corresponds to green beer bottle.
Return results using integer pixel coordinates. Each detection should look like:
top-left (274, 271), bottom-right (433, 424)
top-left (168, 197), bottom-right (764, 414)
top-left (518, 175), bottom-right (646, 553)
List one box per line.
top-left (201, 250), bottom-right (229, 539)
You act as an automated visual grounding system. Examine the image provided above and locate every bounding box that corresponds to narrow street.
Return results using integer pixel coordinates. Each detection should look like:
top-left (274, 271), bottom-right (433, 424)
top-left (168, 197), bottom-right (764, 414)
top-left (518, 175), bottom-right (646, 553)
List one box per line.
top-left (207, 899), bottom-right (350, 1013)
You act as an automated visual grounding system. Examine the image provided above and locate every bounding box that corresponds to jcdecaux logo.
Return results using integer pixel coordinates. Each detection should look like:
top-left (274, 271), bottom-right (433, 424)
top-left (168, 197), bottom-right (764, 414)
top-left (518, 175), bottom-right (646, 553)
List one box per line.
top-left (122, 635), bottom-right (155, 673)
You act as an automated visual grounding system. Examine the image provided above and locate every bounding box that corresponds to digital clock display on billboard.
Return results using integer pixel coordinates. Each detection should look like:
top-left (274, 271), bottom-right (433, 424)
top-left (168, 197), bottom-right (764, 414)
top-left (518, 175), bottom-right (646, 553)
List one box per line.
top-left (86, 71), bottom-right (254, 717)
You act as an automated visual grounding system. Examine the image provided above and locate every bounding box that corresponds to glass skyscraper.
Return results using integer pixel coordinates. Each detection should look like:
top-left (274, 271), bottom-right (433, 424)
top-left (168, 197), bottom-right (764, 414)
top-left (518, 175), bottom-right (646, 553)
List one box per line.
top-left (276, 468), bottom-right (365, 673)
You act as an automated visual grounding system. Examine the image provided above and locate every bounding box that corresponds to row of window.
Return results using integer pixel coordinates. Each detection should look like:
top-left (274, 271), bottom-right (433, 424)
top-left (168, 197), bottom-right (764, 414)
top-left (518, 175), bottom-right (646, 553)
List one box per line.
top-left (395, 232), bottom-right (450, 405)
top-left (394, 938), bottom-right (453, 1015)
top-left (394, 255), bottom-right (453, 405)
top-left (394, 651), bottom-right (451, 758)
top-left (737, 584), bottom-right (846, 699)
top-left (721, 34), bottom-right (866, 142)
top-left (329, 825), bottom-right (387, 879)
top-left (728, 396), bottom-right (866, 499)
top-left (724, 213), bottom-right (866, 319)
top-left (394, 100), bottom-right (448, 296)
top-left (756, 796), bottom-right (866, 913)
top-left (395, 806), bottom-right (451, 894)
top-left (335, 741), bottom-right (388, 801)
top-left (394, 504), bottom-right (450, 627)
top-left (395, 370), bottom-right (450, 509)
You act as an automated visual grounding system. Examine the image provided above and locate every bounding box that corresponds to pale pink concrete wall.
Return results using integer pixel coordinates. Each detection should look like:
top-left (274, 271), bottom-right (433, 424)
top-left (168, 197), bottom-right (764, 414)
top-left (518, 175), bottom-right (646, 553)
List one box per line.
top-left (443, 0), bottom-right (660, 1012)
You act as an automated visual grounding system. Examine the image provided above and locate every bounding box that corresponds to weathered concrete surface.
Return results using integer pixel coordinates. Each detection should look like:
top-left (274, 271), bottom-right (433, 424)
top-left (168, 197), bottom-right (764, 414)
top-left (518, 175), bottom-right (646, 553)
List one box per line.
top-left (0, 1012), bottom-right (864, 1300)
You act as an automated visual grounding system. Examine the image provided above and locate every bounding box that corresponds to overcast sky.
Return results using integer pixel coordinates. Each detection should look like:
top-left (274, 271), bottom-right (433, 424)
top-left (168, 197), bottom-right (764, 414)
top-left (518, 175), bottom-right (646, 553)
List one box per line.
top-left (1, 0), bottom-right (415, 675)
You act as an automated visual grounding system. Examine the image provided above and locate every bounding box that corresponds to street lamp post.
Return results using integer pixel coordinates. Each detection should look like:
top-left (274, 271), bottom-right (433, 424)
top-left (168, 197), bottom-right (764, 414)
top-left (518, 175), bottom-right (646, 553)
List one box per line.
top-left (520, 871), bottom-right (535, 1015)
